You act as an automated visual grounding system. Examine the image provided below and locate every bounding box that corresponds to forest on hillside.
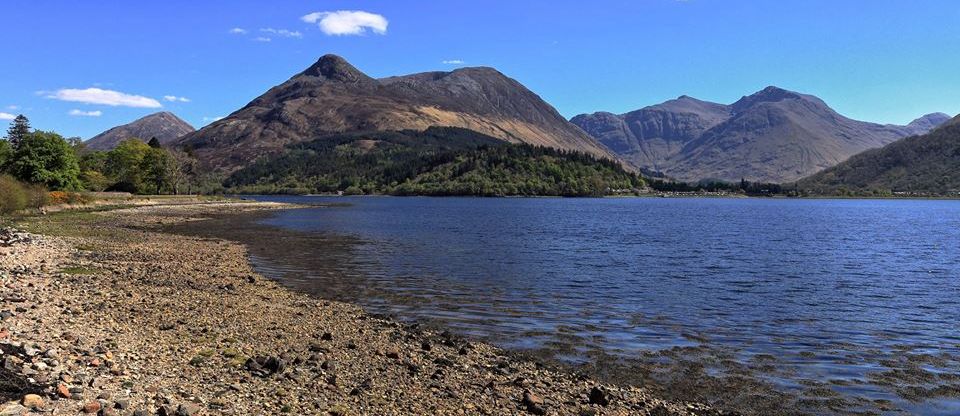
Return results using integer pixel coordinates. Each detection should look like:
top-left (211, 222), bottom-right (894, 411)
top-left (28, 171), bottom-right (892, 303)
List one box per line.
top-left (225, 127), bottom-right (646, 197)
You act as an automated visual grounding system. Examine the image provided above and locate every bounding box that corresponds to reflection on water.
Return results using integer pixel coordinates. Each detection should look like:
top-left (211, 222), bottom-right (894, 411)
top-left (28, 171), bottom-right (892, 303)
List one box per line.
top-left (239, 196), bottom-right (960, 415)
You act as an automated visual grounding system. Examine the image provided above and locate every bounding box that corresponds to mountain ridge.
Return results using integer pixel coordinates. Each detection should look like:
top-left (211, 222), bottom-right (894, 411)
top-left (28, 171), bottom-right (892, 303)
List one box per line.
top-left (796, 114), bottom-right (960, 195)
top-left (572, 87), bottom-right (949, 182)
top-left (177, 54), bottom-right (618, 171)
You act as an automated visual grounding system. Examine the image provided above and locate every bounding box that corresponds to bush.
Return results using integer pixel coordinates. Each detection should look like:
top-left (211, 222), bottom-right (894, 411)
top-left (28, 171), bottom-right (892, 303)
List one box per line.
top-left (47, 190), bottom-right (91, 206)
top-left (0, 175), bottom-right (29, 214)
top-left (26, 184), bottom-right (50, 209)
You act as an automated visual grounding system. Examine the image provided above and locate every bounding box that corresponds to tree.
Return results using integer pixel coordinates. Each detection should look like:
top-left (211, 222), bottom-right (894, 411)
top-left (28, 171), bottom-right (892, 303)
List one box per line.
top-left (167, 148), bottom-right (197, 195)
top-left (0, 139), bottom-right (11, 171)
top-left (141, 147), bottom-right (173, 194)
top-left (80, 170), bottom-right (111, 192)
top-left (5, 115), bottom-right (31, 149)
top-left (105, 139), bottom-right (152, 192)
top-left (9, 130), bottom-right (82, 190)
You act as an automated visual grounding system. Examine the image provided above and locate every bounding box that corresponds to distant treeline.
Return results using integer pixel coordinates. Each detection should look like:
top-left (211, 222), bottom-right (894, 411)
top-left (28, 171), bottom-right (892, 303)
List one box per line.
top-left (225, 127), bottom-right (646, 197)
top-left (647, 178), bottom-right (792, 196)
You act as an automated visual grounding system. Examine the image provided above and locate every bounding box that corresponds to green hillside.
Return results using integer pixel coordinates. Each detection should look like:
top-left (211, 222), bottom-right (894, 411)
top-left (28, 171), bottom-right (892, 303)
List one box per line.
top-left (225, 127), bottom-right (644, 197)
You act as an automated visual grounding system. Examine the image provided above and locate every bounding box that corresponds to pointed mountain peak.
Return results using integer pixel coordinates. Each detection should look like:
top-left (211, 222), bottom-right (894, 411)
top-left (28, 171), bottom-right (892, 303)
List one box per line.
top-left (299, 54), bottom-right (372, 83)
top-left (732, 86), bottom-right (814, 112)
top-left (753, 86), bottom-right (802, 100)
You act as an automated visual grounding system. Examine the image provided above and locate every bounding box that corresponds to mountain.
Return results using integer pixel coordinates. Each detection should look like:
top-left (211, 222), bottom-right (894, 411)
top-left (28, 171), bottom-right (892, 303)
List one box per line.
top-left (176, 54), bottom-right (618, 171)
top-left (796, 115), bottom-right (960, 195)
top-left (85, 112), bottom-right (194, 151)
top-left (572, 87), bottom-right (949, 183)
top-left (570, 96), bottom-right (729, 173)
top-left (901, 112), bottom-right (952, 135)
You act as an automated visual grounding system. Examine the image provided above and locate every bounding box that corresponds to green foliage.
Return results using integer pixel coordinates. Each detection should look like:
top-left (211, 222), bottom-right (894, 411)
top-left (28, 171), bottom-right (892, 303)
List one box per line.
top-left (647, 178), bottom-right (787, 196)
top-left (104, 139), bottom-right (153, 191)
top-left (4, 114), bottom-right (30, 148)
top-left (141, 147), bottom-right (174, 194)
top-left (0, 175), bottom-right (28, 214)
top-left (81, 170), bottom-right (111, 192)
top-left (0, 175), bottom-right (48, 214)
top-left (226, 127), bottom-right (645, 196)
top-left (79, 151), bottom-right (108, 172)
top-left (0, 139), bottom-right (11, 170)
top-left (8, 130), bottom-right (82, 190)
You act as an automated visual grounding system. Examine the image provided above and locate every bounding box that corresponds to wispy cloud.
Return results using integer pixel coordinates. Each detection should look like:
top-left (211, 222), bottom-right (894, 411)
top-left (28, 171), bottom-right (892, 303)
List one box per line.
top-left (442, 59), bottom-right (465, 65)
top-left (260, 28), bottom-right (302, 38)
top-left (45, 88), bottom-right (162, 108)
top-left (6, 105), bottom-right (19, 111)
top-left (0, 112), bottom-right (16, 121)
top-left (202, 116), bottom-right (224, 122)
top-left (301, 11), bottom-right (388, 36)
top-left (228, 27), bottom-right (248, 35)
top-left (163, 95), bottom-right (191, 103)
top-left (253, 36), bottom-right (272, 42)
top-left (68, 109), bottom-right (102, 117)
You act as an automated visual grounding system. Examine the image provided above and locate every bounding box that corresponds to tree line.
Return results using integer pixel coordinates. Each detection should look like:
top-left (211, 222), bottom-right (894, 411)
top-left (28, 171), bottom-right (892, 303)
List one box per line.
top-left (226, 127), bottom-right (646, 197)
top-left (1, 115), bottom-right (213, 213)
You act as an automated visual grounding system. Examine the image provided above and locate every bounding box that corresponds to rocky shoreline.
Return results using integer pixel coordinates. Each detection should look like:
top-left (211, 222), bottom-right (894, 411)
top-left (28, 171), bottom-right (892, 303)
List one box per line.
top-left (0, 200), bottom-right (719, 415)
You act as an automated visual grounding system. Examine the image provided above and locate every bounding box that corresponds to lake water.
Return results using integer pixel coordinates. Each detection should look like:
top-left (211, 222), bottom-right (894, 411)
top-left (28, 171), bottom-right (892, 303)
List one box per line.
top-left (230, 196), bottom-right (960, 415)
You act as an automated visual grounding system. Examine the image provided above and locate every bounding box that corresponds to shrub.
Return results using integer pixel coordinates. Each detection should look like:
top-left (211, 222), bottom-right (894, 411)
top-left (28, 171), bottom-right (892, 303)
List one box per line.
top-left (48, 191), bottom-right (70, 205)
top-left (47, 190), bottom-right (91, 206)
top-left (0, 175), bottom-right (29, 214)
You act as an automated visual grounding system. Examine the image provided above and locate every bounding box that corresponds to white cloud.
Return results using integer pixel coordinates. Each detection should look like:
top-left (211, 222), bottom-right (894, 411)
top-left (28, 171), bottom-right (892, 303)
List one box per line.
top-left (229, 27), bottom-right (248, 35)
top-left (260, 28), bottom-right (302, 38)
top-left (0, 112), bottom-right (15, 121)
top-left (163, 95), bottom-right (191, 103)
top-left (202, 116), bottom-right (224, 122)
top-left (46, 88), bottom-right (162, 108)
top-left (6, 105), bottom-right (19, 110)
top-left (68, 109), bottom-right (102, 117)
top-left (442, 59), bottom-right (465, 65)
top-left (253, 36), bottom-right (272, 42)
top-left (301, 11), bottom-right (388, 36)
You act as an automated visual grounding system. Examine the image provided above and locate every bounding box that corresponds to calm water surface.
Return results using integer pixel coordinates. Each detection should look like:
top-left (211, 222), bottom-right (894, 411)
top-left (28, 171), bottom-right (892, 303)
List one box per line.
top-left (240, 196), bottom-right (960, 415)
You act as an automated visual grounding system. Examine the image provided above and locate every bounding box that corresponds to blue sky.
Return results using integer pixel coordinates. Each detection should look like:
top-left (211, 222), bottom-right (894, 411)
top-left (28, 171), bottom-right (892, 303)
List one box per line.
top-left (2, 0), bottom-right (959, 139)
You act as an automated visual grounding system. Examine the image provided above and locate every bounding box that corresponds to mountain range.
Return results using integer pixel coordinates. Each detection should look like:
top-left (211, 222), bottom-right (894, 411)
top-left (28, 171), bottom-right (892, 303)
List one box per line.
top-left (81, 55), bottom-right (954, 192)
top-left (84, 112), bottom-right (194, 151)
top-left (796, 115), bottom-right (960, 195)
top-left (572, 88), bottom-right (950, 183)
top-left (175, 54), bottom-right (616, 171)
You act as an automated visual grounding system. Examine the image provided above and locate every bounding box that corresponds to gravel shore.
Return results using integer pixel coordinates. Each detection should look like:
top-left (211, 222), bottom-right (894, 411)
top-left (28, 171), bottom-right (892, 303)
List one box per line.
top-left (0, 200), bottom-right (720, 415)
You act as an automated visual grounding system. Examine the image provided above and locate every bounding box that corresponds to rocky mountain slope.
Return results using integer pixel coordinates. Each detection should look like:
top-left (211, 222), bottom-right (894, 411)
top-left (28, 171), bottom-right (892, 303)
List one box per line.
top-left (572, 87), bottom-right (949, 182)
top-left (177, 54), bottom-right (617, 171)
top-left (84, 112), bottom-right (194, 151)
top-left (796, 114), bottom-right (960, 195)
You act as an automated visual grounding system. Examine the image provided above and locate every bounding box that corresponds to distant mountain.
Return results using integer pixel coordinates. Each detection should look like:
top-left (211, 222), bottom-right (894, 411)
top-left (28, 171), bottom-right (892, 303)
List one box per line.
top-left (901, 112), bottom-right (952, 135)
top-left (176, 54), bottom-right (618, 171)
top-left (796, 115), bottom-right (960, 195)
top-left (572, 87), bottom-right (949, 183)
top-left (85, 112), bottom-right (194, 151)
top-left (570, 96), bottom-right (729, 173)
